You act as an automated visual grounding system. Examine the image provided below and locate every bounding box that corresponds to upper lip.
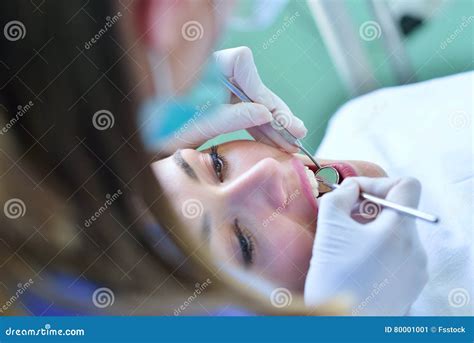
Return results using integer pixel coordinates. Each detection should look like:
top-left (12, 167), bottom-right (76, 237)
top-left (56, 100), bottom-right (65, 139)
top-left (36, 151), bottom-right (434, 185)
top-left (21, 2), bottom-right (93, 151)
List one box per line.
top-left (291, 158), bottom-right (318, 213)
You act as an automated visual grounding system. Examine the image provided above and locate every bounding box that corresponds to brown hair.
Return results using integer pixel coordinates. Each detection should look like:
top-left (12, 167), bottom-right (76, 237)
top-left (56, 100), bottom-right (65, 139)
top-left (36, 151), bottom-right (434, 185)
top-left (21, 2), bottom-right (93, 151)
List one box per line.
top-left (0, 0), bottom-right (342, 316)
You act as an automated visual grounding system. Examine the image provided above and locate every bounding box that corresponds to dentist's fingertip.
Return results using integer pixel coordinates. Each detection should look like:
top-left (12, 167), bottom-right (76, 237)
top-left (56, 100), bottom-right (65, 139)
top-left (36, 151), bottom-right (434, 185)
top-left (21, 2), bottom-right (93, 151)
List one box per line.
top-left (321, 179), bottom-right (360, 214)
top-left (293, 117), bottom-right (307, 137)
top-left (300, 125), bottom-right (308, 138)
top-left (340, 178), bottom-right (358, 189)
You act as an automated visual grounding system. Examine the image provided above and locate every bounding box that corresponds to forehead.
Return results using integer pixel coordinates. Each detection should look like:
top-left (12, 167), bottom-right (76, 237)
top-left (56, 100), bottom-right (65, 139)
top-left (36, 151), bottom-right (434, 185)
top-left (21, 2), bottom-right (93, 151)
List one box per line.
top-left (152, 155), bottom-right (206, 234)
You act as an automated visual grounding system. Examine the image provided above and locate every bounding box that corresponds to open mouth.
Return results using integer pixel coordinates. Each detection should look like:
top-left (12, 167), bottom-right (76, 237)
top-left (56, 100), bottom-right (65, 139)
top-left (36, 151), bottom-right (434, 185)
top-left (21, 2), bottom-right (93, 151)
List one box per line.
top-left (305, 162), bottom-right (358, 181)
top-left (293, 159), bottom-right (359, 215)
top-left (304, 162), bottom-right (358, 196)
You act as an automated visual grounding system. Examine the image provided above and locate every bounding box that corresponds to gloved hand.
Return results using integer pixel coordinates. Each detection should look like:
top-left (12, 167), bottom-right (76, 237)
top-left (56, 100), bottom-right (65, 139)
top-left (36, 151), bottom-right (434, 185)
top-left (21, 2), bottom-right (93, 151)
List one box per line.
top-left (304, 177), bottom-right (428, 315)
top-left (163, 46), bottom-right (307, 153)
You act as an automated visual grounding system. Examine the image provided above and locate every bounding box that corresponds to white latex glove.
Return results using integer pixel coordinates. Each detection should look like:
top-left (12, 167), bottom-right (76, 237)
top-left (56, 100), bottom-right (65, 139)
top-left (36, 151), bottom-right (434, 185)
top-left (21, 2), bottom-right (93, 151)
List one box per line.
top-left (163, 46), bottom-right (307, 153)
top-left (305, 177), bottom-right (428, 315)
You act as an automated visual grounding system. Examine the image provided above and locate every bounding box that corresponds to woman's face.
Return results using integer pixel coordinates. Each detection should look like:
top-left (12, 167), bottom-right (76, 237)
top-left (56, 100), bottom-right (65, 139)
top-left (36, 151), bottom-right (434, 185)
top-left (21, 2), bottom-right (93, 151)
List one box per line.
top-left (152, 140), bottom-right (385, 291)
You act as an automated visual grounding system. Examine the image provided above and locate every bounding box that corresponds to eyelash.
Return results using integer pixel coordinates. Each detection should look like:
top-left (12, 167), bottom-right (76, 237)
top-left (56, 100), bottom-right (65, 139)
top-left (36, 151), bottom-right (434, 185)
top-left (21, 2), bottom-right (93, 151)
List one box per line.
top-left (234, 219), bottom-right (254, 266)
top-left (210, 145), bottom-right (227, 182)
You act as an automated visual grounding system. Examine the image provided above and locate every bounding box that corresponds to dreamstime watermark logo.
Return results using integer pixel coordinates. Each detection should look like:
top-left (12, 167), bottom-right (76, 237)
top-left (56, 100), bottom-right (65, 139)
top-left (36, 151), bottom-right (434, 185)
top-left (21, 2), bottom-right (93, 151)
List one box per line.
top-left (3, 21), bottom-right (26, 41)
top-left (181, 199), bottom-right (204, 219)
top-left (92, 109), bottom-right (115, 130)
top-left (3, 198), bottom-right (26, 219)
top-left (4, 323), bottom-right (85, 337)
top-left (0, 100), bottom-right (34, 135)
top-left (358, 199), bottom-right (381, 219)
top-left (181, 21), bottom-right (204, 41)
top-left (270, 110), bottom-right (293, 131)
top-left (174, 278), bottom-right (212, 316)
top-left (92, 287), bottom-right (115, 308)
top-left (270, 287), bottom-right (292, 308)
top-left (352, 278), bottom-right (389, 315)
top-left (440, 16), bottom-right (474, 50)
top-left (449, 110), bottom-right (470, 130)
top-left (0, 279), bottom-right (34, 314)
top-left (84, 11), bottom-right (122, 50)
top-left (448, 288), bottom-right (470, 308)
top-left (84, 189), bottom-right (122, 228)
top-left (262, 189), bottom-right (300, 228)
top-left (359, 21), bottom-right (382, 41)
top-left (262, 11), bottom-right (300, 50)
top-left (174, 101), bottom-right (212, 141)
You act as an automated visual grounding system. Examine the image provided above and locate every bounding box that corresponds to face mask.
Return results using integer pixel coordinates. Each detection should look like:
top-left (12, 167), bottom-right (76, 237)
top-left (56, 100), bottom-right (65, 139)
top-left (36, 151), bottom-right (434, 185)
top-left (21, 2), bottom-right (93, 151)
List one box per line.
top-left (138, 54), bottom-right (229, 152)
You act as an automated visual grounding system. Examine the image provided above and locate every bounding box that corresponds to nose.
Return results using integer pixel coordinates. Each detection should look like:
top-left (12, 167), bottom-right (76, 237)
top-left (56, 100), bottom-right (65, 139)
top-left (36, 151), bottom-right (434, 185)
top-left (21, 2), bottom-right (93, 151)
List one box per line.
top-left (222, 158), bottom-right (287, 209)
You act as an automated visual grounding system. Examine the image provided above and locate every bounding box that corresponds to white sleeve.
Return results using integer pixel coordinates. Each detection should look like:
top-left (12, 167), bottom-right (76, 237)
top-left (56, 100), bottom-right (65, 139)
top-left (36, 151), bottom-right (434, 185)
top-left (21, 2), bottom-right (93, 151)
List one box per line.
top-left (316, 72), bottom-right (474, 316)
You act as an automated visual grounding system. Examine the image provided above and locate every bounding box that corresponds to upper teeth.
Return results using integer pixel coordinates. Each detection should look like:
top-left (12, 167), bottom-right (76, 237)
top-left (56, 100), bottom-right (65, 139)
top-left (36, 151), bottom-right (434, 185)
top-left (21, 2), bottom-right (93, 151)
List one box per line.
top-left (304, 166), bottom-right (319, 198)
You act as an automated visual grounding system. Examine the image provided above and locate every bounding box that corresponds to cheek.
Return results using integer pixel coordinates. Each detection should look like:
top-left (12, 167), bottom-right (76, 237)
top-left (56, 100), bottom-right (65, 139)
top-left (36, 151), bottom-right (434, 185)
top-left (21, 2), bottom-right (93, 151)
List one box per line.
top-left (260, 221), bottom-right (314, 291)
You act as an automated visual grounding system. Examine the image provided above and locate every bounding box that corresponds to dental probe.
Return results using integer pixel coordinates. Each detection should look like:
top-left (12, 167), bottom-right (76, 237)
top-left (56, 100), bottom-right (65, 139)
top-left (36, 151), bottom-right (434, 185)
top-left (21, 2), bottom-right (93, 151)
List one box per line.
top-left (219, 76), bottom-right (323, 170)
top-left (317, 178), bottom-right (439, 223)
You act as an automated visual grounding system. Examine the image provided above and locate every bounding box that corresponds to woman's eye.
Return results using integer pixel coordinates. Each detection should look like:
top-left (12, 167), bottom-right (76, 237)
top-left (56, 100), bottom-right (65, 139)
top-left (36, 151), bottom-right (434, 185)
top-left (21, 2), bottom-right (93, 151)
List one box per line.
top-left (210, 146), bottom-right (227, 182)
top-left (234, 220), bottom-right (254, 267)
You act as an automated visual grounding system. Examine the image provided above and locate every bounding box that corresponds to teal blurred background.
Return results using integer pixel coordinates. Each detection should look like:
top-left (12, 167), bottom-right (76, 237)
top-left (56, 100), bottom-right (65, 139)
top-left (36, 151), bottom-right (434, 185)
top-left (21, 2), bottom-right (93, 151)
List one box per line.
top-left (207, 0), bottom-right (473, 152)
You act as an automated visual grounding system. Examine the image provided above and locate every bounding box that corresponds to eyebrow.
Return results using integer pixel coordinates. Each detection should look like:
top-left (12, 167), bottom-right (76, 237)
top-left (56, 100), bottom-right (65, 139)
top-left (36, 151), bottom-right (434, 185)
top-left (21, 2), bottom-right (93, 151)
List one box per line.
top-left (172, 150), bottom-right (199, 182)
